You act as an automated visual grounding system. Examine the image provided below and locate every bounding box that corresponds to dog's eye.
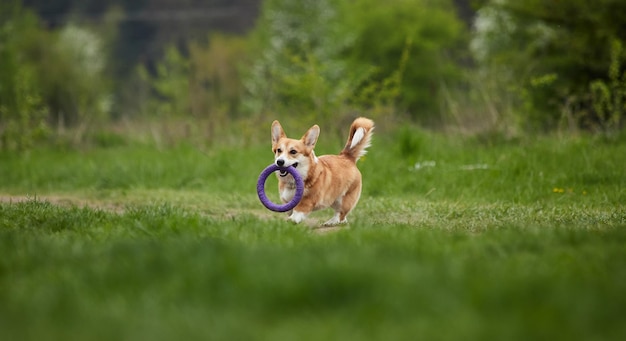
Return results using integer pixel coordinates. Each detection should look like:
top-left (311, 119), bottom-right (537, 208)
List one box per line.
top-left (276, 148), bottom-right (282, 153)
top-left (289, 150), bottom-right (297, 155)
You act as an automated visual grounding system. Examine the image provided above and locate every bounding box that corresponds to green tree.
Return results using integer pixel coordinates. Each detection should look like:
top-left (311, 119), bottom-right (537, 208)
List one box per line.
top-left (242, 0), bottom-right (465, 126)
top-left (0, 1), bottom-right (113, 148)
top-left (0, 0), bottom-right (49, 150)
top-left (471, 0), bottom-right (626, 131)
top-left (337, 0), bottom-right (464, 119)
top-left (41, 24), bottom-right (112, 129)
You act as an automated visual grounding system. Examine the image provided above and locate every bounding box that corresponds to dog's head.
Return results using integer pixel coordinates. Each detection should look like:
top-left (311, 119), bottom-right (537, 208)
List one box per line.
top-left (271, 120), bottom-right (319, 178)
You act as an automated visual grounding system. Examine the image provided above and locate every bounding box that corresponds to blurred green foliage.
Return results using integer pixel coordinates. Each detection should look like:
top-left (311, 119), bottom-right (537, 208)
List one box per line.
top-left (2, 0), bottom-right (626, 150)
top-left (589, 40), bottom-right (626, 133)
top-left (242, 0), bottom-right (464, 128)
top-left (0, 1), bottom-right (111, 150)
top-left (137, 46), bottom-right (190, 119)
top-left (471, 0), bottom-right (626, 132)
top-left (132, 33), bottom-right (249, 144)
top-left (0, 1), bottom-right (49, 150)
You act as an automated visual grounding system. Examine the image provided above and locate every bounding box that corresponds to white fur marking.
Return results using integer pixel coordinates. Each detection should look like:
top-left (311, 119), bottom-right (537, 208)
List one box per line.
top-left (323, 213), bottom-right (341, 226)
top-left (350, 128), bottom-right (365, 149)
top-left (323, 214), bottom-right (348, 227)
top-left (289, 211), bottom-right (307, 224)
top-left (280, 187), bottom-right (295, 203)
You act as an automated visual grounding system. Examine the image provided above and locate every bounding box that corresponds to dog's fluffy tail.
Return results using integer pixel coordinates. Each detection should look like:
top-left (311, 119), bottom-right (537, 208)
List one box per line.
top-left (341, 117), bottom-right (374, 163)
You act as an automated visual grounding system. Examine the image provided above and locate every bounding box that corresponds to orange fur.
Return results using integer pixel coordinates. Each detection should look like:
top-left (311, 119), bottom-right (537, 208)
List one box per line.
top-left (270, 117), bottom-right (374, 226)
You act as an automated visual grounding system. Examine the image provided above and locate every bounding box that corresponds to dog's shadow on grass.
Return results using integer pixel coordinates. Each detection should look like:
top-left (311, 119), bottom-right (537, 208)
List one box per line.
top-left (310, 222), bottom-right (348, 234)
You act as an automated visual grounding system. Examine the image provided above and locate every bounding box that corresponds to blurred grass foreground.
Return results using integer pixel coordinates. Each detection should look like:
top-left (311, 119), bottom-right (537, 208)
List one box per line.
top-left (1, 132), bottom-right (626, 340)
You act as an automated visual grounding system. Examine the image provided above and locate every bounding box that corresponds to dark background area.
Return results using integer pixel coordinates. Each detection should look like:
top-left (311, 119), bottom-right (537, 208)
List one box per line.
top-left (23, 0), bottom-right (263, 75)
top-left (22, 0), bottom-right (475, 76)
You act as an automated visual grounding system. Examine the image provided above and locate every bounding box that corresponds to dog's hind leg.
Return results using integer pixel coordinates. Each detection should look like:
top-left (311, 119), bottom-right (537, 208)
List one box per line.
top-left (322, 200), bottom-right (348, 226)
top-left (322, 211), bottom-right (343, 226)
top-left (335, 183), bottom-right (362, 224)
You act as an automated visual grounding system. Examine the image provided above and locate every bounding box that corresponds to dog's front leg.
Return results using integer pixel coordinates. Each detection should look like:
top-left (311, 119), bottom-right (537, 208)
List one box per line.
top-left (288, 202), bottom-right (313, 224)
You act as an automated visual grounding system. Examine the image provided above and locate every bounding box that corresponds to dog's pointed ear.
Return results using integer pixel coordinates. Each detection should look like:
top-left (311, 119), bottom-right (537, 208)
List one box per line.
top-left (271, 120), bottom-right (285, 146)
top-left (302, 125), bottom-right (320, 148)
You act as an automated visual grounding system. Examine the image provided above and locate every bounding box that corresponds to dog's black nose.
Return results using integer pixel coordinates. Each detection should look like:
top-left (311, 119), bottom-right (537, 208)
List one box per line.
top-left (276, 159), bottom-right (285, 167)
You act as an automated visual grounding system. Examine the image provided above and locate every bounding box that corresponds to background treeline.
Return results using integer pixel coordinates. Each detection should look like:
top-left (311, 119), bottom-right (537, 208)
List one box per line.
top-left (1, 0), bottom-right (625, 150)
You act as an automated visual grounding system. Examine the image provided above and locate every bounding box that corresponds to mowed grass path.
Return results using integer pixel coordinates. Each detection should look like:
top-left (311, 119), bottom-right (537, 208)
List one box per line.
top-left (1, 130), bottom-right (625, 340)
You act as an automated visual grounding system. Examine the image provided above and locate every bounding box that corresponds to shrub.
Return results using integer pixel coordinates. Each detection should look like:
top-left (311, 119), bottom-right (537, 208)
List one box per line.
top-left (471, 0), bottom-right (626, 131)
top-left (188, 33), bottom-right (248, 123)
top-left (131, 33), bottom-right (249, 144)
top-left (336, 0), bottom-right (464, 120)
top-left (588, 40), bottom-right (625, 133)
top-left (242, 0), bottom-right (465, 128)
top-left (0, 1), bottom-right (113, 148)
top-left (43, 24), bottom-right (112, 129)
top-left (0, 1), bottom-right (49, 150)
top-left (137, 46), bottom-right (191, 119)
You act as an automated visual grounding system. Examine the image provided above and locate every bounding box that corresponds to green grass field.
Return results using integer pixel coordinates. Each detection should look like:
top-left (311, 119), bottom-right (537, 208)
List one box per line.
top-left (1, 129), bottom-right (625, 340)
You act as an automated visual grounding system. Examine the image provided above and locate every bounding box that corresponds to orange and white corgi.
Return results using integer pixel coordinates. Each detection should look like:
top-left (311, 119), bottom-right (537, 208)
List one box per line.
top-left (271, 117), bottom-right (374, 226)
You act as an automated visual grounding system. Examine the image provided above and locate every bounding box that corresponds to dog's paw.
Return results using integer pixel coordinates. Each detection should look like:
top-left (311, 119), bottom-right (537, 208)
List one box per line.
top-left (322, 216), bottom-right (347, 227)
top-left (288, 211), bottom-right (307, 224)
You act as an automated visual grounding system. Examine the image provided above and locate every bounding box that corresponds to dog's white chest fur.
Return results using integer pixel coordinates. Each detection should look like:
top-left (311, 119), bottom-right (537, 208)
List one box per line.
top-left (279, 183), bottom-right (296, 203)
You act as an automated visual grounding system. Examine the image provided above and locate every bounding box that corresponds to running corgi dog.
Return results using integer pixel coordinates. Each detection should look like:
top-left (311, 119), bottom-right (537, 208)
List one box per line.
top-left (271, 117), bottom-right (374, 226)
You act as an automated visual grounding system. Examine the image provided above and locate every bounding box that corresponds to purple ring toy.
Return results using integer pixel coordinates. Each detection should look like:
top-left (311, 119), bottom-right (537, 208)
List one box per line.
top-left (257, 164), bottom-right (304, 212)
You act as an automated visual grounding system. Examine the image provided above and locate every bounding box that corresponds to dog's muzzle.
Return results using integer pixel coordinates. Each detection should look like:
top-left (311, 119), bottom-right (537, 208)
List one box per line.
top-left (278, 162), bottom-right (298, 177)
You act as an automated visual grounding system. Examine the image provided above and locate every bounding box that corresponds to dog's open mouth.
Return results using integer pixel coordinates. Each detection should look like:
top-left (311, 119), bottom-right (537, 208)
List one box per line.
top-left (279, 162), bottom-right (298, 177)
